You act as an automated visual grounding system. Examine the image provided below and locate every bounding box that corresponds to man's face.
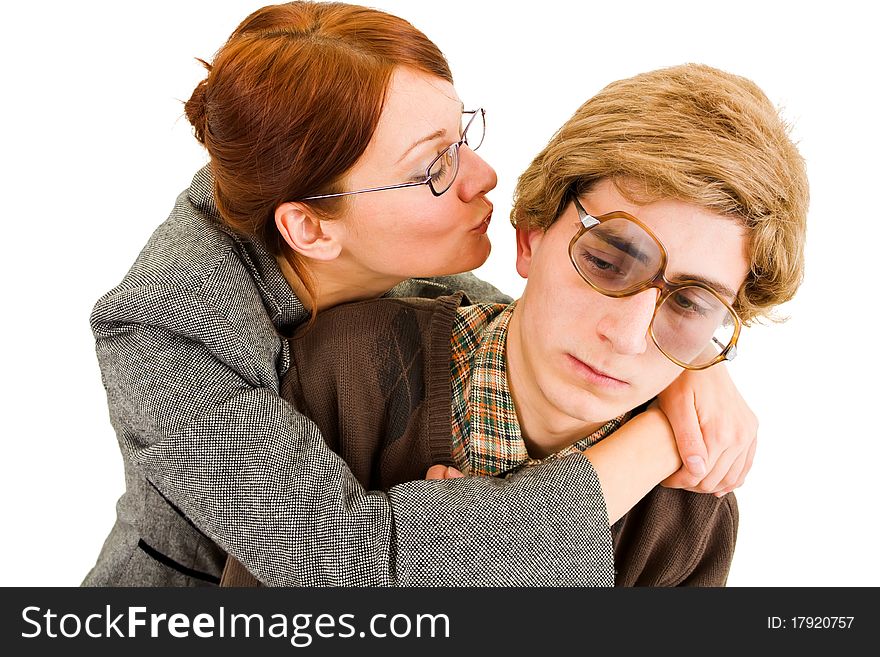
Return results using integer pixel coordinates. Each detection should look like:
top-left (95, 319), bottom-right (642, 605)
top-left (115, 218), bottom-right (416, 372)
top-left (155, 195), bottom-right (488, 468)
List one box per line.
top-left (508, 178), bottom-right (750, 433)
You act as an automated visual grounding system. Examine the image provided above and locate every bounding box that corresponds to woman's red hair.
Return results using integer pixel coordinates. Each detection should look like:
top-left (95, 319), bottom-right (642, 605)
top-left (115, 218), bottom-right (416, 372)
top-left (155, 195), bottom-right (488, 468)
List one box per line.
top-left (184, 2), bottom-right (452, 308)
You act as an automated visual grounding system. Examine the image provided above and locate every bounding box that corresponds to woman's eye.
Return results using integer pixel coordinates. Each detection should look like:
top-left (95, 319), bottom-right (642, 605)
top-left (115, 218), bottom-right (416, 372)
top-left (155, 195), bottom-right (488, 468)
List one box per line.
top-left (429, 160), bottom-right (448, 182)
top-left (430, 149), bottom-right (455, 180)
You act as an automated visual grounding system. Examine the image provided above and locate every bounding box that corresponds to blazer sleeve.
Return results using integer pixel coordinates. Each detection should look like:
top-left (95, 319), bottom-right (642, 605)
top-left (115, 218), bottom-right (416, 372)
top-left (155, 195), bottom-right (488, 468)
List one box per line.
top-left (92, 284), bottom-right (614, 587)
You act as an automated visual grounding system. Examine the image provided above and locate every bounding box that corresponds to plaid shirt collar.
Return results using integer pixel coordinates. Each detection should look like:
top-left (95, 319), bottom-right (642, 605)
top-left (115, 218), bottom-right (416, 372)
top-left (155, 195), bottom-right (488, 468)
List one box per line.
top-left (450, 302), bottom-right (629, 477)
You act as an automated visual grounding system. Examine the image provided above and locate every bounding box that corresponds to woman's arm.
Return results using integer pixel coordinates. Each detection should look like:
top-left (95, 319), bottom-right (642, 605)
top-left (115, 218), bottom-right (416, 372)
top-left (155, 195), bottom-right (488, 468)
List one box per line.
top-left (658, 366), bottom-right (758, 495)
top-left (92, 288), bottom-right (614, 586)
top-left (583, 405), bottom-right (681, 524)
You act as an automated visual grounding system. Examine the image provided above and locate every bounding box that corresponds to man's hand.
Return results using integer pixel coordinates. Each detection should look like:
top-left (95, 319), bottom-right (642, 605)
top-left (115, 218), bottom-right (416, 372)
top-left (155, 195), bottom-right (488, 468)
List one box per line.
top-left (425, 464), bottom-right (465, 480)
top-left (657, 365), bottom-right (758, 496)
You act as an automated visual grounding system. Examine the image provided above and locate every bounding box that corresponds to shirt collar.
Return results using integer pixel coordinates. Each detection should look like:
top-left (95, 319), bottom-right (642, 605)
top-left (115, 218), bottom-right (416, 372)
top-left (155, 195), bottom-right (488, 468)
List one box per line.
top-left (452, 302), bottom-right (630, 477)
top-left (467, 303), bottom-right (530, 476)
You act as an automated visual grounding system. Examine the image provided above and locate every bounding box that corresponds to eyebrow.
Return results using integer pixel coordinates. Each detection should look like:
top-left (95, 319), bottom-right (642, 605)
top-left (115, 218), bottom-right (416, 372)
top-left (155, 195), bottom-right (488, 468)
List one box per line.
top-left (396, 128), bottom-right (447, 164)
top-left (670, 273), bottom-right (738, 301)
top-left (599, 233), bottom-right (651, 265)
top-left (597, 234), bottom-right (738, 299)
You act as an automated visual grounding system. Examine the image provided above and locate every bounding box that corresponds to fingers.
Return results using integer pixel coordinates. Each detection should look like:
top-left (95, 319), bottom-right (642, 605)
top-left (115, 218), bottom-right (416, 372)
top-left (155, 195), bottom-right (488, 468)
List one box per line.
top-left (662, 418), bottom-right (758, 494)
top-left (680, 431), bottom-right (756, 496)
top-left (424, 465), bottom-right (447, 480)
top-left (658, 387), bottom-right (708, 479)
top-left (711, 450), bottom-right (747, 497)
top-left (424, 465), bottom-right (464, 480)
top-left (692, 445), bottom-right (739, 493)
top-left (660, 467), bottom-right (699, 490)
top-left (657, 365), bottom-right (760, 496)
top-left (699, 417), bottom-right (758, 494)
top-left (714, 438), bottom-right (757, 497)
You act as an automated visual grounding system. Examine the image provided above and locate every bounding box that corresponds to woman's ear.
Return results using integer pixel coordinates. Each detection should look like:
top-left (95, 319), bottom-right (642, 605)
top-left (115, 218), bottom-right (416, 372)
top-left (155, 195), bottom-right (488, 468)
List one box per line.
top-left (274, 202), bottom-right (342, 262)
top-left (515, 225), bottom-right (544, 279)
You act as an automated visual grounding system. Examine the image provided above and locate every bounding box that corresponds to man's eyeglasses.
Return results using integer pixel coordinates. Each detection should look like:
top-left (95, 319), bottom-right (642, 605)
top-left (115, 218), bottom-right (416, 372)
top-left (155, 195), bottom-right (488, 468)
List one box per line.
top-left (301, 109), bottom-right (486, 201)
top-left (568, 196), bottom-right (742, 370)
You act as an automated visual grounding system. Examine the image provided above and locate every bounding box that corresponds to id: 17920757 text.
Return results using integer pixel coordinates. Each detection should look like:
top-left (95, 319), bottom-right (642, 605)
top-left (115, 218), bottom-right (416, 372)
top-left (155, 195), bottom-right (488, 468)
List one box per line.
top-left (767, 616), bottom-right (854, 630)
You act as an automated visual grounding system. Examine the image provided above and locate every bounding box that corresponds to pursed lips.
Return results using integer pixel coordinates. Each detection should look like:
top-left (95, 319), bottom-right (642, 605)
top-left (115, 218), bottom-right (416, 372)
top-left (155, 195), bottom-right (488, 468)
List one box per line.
top-left (473, 203), bottom-right (493, 230)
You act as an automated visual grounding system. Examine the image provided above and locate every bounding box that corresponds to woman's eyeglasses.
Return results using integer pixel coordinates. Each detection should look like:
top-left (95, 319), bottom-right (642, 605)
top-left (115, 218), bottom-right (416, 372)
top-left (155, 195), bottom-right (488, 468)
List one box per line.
top-left (301, 109), bottom-right (485, 201)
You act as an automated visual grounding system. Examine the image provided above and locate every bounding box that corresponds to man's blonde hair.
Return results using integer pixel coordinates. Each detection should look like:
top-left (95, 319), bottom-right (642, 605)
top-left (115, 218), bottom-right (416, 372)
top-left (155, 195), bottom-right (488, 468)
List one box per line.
top-left (511, 63), bottom-right (809, 324)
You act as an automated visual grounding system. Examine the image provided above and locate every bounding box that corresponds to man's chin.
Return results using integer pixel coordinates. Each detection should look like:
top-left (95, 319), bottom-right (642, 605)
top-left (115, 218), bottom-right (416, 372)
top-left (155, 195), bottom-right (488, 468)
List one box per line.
top-left (555, 391), bottom-right (625, 430)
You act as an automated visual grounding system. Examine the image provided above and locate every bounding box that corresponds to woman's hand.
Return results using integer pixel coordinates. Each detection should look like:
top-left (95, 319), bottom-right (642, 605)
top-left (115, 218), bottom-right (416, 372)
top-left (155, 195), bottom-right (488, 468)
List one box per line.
top-left (424, 464), bottom-right (465, 480)
top-left (657, 365), bottom-right (758, 497)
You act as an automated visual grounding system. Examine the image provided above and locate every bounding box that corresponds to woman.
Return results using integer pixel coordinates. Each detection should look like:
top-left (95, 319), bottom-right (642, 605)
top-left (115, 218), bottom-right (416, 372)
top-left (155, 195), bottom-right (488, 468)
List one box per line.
top-left (83, 1), bottom-right (755, 587)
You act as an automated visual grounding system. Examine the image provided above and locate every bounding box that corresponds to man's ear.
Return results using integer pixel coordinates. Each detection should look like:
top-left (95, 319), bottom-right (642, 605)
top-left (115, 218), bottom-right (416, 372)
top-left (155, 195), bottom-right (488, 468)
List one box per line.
top-left (515, 225), bottom-right (544, 278)
top-left (274, 202), bottom-right (342, 262)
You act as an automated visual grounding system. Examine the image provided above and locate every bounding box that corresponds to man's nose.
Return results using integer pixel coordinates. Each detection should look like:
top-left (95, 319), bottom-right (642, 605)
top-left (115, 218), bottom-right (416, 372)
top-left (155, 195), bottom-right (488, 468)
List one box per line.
top-left (595, 288), bottom-right (659, 356)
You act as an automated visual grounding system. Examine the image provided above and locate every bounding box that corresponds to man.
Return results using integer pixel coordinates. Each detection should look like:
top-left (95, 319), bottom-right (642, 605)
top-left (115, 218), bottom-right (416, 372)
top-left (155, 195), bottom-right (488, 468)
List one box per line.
top-left (224, 63), bottom-right (808, 586)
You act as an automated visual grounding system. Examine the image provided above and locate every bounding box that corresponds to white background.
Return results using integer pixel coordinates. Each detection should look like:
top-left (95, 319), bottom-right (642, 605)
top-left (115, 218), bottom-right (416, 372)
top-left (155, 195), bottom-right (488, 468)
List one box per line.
top-left (2, 1), bottom-right (877, 587)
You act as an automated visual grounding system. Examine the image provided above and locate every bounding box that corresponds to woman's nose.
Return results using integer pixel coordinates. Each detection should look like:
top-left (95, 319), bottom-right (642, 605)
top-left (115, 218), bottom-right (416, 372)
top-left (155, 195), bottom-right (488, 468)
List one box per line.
top-left (595, 289), bottom-right (660, 356)
top-left (456, 145), bottom-right (497, 201)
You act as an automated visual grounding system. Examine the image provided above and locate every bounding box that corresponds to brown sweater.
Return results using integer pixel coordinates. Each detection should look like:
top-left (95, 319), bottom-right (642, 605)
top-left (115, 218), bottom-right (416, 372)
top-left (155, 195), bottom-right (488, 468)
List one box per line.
top-left (223, 294), bottom-right (737, 587)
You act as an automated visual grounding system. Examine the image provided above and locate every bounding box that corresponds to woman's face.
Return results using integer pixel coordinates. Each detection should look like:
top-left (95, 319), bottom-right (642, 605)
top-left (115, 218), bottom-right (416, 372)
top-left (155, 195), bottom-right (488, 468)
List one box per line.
top-left (328, 67), bottom-right (497, 286)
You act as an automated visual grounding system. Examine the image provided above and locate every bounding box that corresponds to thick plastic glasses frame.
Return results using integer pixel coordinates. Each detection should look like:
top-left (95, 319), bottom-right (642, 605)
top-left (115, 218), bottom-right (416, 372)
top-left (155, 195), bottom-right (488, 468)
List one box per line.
top-left (567, 196), bottom-right (742, 370)
top-left (300, 109), bottom-right (485, 201)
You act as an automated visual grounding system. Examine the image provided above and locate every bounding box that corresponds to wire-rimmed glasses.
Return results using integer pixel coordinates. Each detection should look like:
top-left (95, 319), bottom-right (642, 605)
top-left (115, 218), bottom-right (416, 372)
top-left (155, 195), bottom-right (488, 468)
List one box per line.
top-left (301, 109), bottom-right (485, 201)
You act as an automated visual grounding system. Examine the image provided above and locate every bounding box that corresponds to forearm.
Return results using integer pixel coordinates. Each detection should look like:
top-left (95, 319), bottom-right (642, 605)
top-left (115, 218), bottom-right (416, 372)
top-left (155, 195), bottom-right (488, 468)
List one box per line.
top-left (390, 454), bottom-right (614, 586)
top-left (136, 391), bottom-right (615, 586)
top-left (96, 321), bottom-right (615, 586)
top-left (584, 408), bottom-right (682, 524)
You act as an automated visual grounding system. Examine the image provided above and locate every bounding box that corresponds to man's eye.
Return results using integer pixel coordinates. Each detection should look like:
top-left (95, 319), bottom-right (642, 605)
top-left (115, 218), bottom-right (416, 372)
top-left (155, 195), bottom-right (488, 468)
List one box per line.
top-left (672, 292), bottom-right (708, 315)
top-left (581, 251), bottom-right (624, 277)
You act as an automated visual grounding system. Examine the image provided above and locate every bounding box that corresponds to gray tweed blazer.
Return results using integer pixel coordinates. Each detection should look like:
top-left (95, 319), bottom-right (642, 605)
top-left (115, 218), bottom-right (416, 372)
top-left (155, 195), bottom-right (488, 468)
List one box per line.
top-left (82, 166), bottom-right (615, 587)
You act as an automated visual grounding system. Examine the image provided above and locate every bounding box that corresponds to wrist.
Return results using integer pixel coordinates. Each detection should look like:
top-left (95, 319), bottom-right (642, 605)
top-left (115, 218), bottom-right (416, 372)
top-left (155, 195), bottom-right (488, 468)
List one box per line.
top-left (631, 407), bottom-right (681, 471)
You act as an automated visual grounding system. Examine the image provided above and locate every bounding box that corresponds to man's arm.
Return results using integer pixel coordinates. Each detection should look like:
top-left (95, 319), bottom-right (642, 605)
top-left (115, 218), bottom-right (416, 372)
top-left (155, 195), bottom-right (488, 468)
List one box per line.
top-left (611, 487), bottom-right (738, 586)
top-left (677, 493), bottom-right (738, 586)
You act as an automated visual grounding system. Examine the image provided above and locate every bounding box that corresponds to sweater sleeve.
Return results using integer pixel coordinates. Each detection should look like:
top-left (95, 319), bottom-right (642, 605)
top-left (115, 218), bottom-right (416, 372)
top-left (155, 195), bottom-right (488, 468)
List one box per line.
top-left (677, 493), bottom-right (739, 587)
top-left (611, 486), bottom-right (738, 587)
top-left (92, 286), bottom-right (614, 587)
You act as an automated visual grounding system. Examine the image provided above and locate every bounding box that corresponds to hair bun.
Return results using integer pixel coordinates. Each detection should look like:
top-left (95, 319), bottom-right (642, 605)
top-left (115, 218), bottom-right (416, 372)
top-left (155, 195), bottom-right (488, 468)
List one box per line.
top-left (185, 59), bottom-right (212, 145)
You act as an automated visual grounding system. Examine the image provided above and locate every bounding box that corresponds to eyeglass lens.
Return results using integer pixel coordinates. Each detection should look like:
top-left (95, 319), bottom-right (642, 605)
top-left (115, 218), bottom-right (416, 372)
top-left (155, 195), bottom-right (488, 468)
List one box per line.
top-left (427, 110), bottom-right (485, 195)
top-left (427, 145), bottom-right (460, 195)
top-left (570, 217), bottom-right (736, 367)
top-left (464, 109), bottom-right (485, 151)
